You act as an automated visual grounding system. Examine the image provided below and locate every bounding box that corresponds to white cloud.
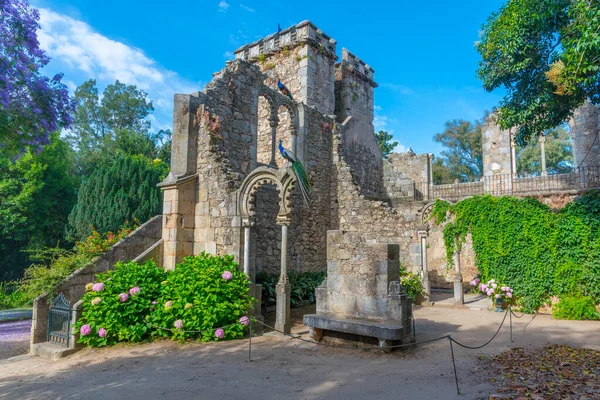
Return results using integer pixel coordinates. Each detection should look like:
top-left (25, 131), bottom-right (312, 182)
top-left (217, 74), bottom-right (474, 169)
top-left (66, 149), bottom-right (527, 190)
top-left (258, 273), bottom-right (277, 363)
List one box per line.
top-left (38, 8), bottom-right (201, 132)
top-left (218, 1), bottom-right (230, 12)
top-left (223, 51), bottom-right (235, 60)
top-left (392, 143), bottom-right (407, 153)
top-left (381, 83), bottom-right (417, 96)
top-left (240, 3), bottom-right (255, 12)
top-left (373, 105), bottom-right (382, 111)
top-left (374, 107), bottom-right (407, 154)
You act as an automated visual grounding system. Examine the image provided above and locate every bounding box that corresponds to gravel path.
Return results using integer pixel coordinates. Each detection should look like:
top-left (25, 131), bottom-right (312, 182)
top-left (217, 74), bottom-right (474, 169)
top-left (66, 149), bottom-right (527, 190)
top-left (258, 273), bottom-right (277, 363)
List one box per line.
top-left (0, 307), bottom-right (598, 400)
top-left (0, 320), bottom-right (31, 360)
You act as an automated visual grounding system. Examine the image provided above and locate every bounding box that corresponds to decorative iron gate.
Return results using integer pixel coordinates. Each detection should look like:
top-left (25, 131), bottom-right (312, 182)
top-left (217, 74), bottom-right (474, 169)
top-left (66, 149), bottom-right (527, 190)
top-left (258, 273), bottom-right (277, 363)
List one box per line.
top-left (47, 293), bottom-right (71, 347)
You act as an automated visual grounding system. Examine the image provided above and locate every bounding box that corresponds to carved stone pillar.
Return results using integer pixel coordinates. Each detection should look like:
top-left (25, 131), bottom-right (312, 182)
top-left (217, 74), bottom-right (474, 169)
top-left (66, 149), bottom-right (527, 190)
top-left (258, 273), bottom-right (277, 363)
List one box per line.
top-left (275, 216), bottom-right (292, 334)
top-left (242, 217), bottom-right (255, 280)
top-left (269, 115), bottom-right (279, 167)
top-left (539, 134), bottom-right (548, 176)
top-left (510, 130), bottom-right (517, 176)
top-left (453, 236), bottom-right (464, 305)
top-left (417, 228), bottom-right (431, 303)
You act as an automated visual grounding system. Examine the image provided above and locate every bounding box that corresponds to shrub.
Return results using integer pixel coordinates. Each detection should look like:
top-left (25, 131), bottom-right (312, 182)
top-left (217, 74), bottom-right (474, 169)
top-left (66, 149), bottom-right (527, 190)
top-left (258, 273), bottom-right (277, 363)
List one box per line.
top-left (75, 260), bottom-right (164, 347)
top-left (552, 296), bottom-right (600, 321)
top-left (399, 266), bottom-right (424, 302)
top-left (0, 281), bottom-right (30, 310)
top-left (256, 271), bottom-right (326, 308)
top-left (149, 253), bottom-right (254, 342)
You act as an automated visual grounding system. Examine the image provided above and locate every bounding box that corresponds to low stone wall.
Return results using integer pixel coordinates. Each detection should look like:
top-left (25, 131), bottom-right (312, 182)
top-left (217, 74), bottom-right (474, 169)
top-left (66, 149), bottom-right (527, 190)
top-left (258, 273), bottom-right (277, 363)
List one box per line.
top-left (30, 216), bottom-right (163, 348)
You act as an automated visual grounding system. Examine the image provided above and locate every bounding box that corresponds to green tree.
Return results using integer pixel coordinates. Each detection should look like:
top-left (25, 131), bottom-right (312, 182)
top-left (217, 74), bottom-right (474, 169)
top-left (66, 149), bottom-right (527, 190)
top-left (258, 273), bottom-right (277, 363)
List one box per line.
top-left (516, 126), bottom-right (574, 176)
top-left (67, 155), bottom-right (168, 242)
top-left (433, 118), bottom-right (484, 183)
top-left (68, 80), bottom-right (169, 174)
top-left (0, 133), bottom-right (77, 280)
top-left (477, 0), bottom-right (600, 145)
top-left (375, 130), bottom-right (398, 159)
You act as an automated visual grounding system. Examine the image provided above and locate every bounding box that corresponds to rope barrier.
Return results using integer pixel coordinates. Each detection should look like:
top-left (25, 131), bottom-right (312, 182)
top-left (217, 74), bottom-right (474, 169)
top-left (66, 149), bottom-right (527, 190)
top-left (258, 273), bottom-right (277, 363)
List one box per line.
top-left (450, 309), bottom-right (509, 350)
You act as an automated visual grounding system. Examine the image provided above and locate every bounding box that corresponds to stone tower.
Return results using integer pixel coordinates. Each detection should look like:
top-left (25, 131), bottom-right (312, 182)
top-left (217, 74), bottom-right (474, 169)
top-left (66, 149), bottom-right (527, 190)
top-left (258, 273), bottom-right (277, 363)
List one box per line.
top-left (569, 101), bottom-right (600, 169)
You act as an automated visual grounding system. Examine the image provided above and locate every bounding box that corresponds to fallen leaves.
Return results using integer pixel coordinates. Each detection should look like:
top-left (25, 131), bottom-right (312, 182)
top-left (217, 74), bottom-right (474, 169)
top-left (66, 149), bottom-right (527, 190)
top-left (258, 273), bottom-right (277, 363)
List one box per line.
top-left (485, 345), bottom-right (600, 399)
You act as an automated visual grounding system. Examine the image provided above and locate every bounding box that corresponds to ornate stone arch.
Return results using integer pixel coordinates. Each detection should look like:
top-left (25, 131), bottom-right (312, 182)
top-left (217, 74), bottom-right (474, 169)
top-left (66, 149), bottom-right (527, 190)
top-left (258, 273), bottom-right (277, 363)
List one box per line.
top-left (238, 166), bottom-right (297, 225)
top-left (257, 88), bottom-right (277, 118)
top-left (276, 99), bottom-right (298, 133)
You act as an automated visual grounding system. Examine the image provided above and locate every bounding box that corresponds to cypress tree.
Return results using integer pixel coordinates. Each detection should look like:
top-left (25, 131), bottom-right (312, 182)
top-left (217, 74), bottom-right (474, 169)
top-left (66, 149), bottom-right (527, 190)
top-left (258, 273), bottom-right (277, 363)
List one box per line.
top-left (67, 155), bottom-right (168, 242)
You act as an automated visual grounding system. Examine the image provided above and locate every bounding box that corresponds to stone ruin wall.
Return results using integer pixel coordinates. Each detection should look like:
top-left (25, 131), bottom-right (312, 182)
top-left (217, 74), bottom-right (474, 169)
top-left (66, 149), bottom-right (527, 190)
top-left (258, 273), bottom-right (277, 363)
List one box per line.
top-left (570, 100), bottom-right (600, 169)
top-left (383, 152), bottom-right (431, 205)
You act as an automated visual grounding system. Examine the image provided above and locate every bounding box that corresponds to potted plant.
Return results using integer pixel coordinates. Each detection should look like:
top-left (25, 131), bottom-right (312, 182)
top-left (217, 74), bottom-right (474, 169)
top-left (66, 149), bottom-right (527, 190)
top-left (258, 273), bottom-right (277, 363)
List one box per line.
top-left (479, 279), bottom-right (514, 312)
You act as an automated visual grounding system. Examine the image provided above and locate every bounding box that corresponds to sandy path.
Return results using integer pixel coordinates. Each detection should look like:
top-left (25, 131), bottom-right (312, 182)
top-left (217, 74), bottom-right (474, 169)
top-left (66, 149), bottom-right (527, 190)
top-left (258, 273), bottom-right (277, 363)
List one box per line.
top-left (0, 307), bottom-right (598, 400)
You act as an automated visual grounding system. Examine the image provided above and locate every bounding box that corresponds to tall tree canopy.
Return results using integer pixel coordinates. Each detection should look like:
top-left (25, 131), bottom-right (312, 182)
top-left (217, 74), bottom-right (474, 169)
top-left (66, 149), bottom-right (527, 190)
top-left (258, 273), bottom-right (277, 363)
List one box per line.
top-left (517, 127), bottom-right (574, 176)
top-left (67, 155), bottom-right (168, 242)
top-left (477, 0), bottom-right (600, 145)
top-left (432, 118), bottom-right (484, 183)
top-left (0, 133), bottom-right (77, 280)
top-left (374, 130), bottom-right (398, 159)
top-left (0, 0), bottom-right (74, 157)
top-left (67, 79), bottom-right (169, 174)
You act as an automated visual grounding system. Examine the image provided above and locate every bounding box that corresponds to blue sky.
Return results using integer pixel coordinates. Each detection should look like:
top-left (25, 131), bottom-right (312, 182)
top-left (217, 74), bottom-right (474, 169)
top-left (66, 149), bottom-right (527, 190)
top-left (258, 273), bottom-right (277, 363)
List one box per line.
top-left (33, 0), bottom-right (506, 155)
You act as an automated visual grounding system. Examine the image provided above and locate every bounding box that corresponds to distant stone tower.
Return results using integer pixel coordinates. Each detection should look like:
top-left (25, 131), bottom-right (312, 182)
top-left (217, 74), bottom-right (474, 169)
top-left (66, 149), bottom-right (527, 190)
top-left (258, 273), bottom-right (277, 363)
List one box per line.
top-left (569, 101), bottom-right (600, 169)
top-left (482, 114), bottom-right (514, 177)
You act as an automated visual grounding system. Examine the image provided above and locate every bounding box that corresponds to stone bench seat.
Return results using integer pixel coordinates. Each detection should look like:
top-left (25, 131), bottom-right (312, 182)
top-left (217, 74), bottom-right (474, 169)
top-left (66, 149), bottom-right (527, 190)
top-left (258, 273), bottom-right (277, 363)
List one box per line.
top-left (303, 314), bottom-right (406, 348)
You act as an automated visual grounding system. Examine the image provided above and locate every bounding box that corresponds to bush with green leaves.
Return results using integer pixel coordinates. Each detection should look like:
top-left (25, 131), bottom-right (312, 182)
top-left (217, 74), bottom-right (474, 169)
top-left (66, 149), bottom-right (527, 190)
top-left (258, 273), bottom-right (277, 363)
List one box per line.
top-left (552, 296), bottom-right (600, 321)
top-left (256, 271), bottom-right (326, 308)
top-left (432, 192), bottom-right (600, 314)
top-left (0, 281), bottom-right (30, 310)
top-left (75, 260), bottom-right (164, 347)
top-left (399, 266), bottom-right (424, 302)
top-left (149, 254), bottom-right (254, 342)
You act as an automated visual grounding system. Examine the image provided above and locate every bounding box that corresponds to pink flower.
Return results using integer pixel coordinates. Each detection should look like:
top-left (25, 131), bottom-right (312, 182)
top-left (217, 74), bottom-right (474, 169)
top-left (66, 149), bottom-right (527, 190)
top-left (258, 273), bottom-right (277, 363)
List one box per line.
top-left (215, 328), bottom-right (225, 339)
top-left (495, 294), bottom-right (500, 298)
top-left (492, 283), bottom-right (498, 289)
top-left (92, 283), bottom-right (104, 292)
top-left (80, 324), bottom-right (92, 336)
top-left (129, 286), bottom-right (140, 295)
top-left (98, 328), bottom-right (107, 338)
top-left (221, 271), bottom-right (233, 281)
top-left (91, 297), bottom-right (102, 306)
top-left (507, 292), bottom-right (513, 298)
top-left (501, 286), bottom-right (506, 291)
top-left (174, 319), bottom-right (184, 329)
top-left (165, 301), bottom-right (173, 309)
top-left (118, 293), bottom-right (129, 302)
top-left (151, 301), bottom-right (157, 305)
top-left (239, 316), bottom-right (250, 326)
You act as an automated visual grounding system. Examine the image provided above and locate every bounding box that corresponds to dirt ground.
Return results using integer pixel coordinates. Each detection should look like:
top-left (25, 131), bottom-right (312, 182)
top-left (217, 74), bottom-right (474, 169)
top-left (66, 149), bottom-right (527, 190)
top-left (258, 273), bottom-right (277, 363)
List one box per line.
top-left (0, 306), bottom-right (598, 400)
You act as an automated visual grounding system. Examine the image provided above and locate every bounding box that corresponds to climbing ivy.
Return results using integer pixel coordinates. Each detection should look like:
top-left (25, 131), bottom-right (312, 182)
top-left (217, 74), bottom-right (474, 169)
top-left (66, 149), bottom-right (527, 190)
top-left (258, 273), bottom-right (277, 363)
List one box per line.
top-left (431, 192), bottom-right (600, 312)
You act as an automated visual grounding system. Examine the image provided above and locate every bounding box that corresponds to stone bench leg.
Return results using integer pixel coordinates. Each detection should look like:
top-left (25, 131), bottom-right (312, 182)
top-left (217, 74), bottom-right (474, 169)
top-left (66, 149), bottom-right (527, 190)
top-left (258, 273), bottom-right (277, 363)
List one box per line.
top-left (310, 327), bottom-right (323, 342)
top-left (378, 338), bottom-right (392, 353)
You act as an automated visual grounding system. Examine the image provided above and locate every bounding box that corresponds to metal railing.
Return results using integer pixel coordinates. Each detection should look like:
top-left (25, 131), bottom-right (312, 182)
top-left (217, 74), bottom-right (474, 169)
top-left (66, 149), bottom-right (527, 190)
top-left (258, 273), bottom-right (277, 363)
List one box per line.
top-left (47, 293), bottom-right (71, 347)
top-left (396, 165), bottom-right (600, 203)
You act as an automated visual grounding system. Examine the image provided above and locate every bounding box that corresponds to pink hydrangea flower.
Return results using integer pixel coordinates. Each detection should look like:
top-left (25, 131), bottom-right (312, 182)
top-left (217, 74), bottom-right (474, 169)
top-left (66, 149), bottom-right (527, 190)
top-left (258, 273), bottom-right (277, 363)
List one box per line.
top-left (222, 271), bottom-right (233, 281)
top-left (151, 301), bottom-right (157, 305)
top-left (92, 282), bottom-right (104, 292)
top-left (239, 316), bottom-right (250, 326)
top-left (129, 286), bottom-right (140, 295)
top-left (174, 319), bottom-right (184, 329)
top-left (98, 328), bottom-right (107, 338)
top-left (91, 297), bottom-right (102, 306)
top-left (118, 293), bottom-right (129, 302)
top-left (215, 328), bottom-right (225, 339)
top-left (507, 292), bottom-right (513, 298)
top-left (80, 324), bottom-right (92, 336)
top-left (495, 294), bottom-right (500, 298)
top-left (165, 301), bottom-right (173, 309)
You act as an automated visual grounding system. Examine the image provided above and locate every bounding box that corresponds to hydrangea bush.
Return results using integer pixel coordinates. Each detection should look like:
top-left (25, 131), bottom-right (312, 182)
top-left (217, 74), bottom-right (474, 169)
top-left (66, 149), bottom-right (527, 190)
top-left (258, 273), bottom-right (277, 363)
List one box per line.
top-left (149, 253), bottom-right (254, 342)
top-left (479, 279), bottom-right (514, 307)
top-left (74, 260), bottom-right (164, 347)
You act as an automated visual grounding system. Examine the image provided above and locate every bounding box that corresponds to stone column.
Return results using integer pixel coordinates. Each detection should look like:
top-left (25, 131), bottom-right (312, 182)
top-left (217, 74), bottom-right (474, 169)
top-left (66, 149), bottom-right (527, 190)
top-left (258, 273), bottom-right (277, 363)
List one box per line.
top-left (269, 115), bottom-right (279, 167)
top-left (510, 131), bottom-right (517, 176)
top-left (242, 217), bottom-right (254, 280)
top-left (453, 237), bottom-right (464, 305)
top-left (275, 220), bottom-right (291, 334)
top-left (417, 228), bottom-right (431, 303)
top-left (539, 134), bottom-right (548, 176)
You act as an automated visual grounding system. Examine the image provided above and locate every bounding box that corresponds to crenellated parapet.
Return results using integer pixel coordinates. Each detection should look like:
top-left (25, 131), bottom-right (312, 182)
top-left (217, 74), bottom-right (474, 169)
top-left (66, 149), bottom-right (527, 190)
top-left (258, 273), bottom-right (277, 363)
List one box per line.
top-left (337, 48), bottom-right (377, 87)
top-left (234, 20), bottom-right (337, 61)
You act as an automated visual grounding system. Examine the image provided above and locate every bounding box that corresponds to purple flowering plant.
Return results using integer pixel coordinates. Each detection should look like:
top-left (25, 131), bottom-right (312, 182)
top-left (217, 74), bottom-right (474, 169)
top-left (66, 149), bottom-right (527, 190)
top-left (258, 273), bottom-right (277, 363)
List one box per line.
top-left (74, 260), bottom-right (164, 347)
top-left (0, 0), bottom-right (75, 158)
top-left (479, 279), bottom-right (515, 307)
top-left (149, 253), bottom-right (254, 343)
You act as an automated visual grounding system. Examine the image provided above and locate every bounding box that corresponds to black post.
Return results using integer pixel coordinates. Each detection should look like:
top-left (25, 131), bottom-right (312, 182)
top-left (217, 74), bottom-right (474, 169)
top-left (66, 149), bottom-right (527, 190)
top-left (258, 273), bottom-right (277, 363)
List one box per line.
top-left (448, 336), bottom-right (460, 395)
top-left (509, 307), bottom-right (513, 342)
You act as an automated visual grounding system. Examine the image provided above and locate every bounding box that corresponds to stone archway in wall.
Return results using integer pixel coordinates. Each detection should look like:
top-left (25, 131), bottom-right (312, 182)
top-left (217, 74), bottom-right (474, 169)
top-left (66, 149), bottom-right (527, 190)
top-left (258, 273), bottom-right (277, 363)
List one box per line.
top-left (238, 166), bottom-right (297, 333)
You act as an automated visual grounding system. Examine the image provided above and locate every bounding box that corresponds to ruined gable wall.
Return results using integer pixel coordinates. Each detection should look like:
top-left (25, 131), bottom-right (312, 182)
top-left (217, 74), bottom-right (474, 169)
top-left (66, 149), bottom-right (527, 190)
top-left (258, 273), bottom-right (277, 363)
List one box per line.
top-left (570, 101), bottom-right (600, 169)
top-left (383, 152), bottom-right (431, 205)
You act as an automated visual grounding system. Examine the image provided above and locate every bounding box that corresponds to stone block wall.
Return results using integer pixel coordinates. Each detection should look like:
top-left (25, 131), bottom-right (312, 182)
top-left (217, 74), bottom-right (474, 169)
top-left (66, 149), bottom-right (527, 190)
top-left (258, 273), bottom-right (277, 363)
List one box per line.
top-left (482, 114), bottom-right (513, 178)
top-left (383, 152), bottom-right (432, 204)
top-left (31, 216), bottom-right (163, 347)
top-left (317, 230), bottom-right (401, 321)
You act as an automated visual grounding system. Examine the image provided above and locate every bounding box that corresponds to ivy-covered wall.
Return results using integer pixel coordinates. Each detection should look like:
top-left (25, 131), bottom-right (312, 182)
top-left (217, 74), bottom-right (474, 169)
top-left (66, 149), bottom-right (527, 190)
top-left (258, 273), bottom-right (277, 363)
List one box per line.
top-left (432, 192), bottom-right (600, 312)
